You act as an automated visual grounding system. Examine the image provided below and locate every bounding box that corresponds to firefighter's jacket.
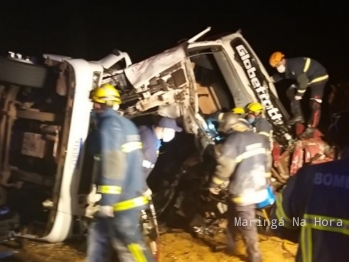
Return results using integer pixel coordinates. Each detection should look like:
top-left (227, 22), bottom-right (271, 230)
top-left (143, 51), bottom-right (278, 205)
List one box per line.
top-left (272, 57), bottom-right (328, 97)
top-left (93, 108), bottom-right (147, 212)
top-left (211, 130), bottom-right (271, 206)
top-left (271, 158), bottom-right (349, 262)
top-left (252, 117), bottom-right (273, 150)
top-left (138, 125), bottom-right (161, 178)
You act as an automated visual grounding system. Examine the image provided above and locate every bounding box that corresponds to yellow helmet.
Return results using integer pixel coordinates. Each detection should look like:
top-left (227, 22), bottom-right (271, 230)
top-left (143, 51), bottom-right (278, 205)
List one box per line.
top-left (269, 51), bottom-right (285, 67)
top-left (247, 102), bottom-right (264, 113)
top-left (231, 107), bottom-right (245, 115)
top-left (91, 83), bottom-right (121, 105)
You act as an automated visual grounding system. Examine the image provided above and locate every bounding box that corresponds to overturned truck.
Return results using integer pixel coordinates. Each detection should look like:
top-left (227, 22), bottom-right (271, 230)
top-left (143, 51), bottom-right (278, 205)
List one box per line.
top-left (0, 27), bottom-right (326, 244)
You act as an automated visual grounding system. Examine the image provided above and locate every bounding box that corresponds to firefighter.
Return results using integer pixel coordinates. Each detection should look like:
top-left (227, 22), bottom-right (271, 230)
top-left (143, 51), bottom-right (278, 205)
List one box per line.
top-left (269, 52), bottom-right (329, 139)
top-left (206, 107), bottom-right (246, 123)
top-left (138, 117), bottom-right (182, 195)
top-left (86, 83), bottom-right (154, 262)
top-left (209, 113), bottom-right (271, 262)
top-left (271, 110), bottom-right (349, 262)
top-left (246, 102), bottom-right (273, 149)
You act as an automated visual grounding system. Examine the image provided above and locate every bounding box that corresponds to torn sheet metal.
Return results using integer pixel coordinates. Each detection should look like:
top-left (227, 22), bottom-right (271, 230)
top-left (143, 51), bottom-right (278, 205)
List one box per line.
top-left (124, 45), bottom-right (187, 89)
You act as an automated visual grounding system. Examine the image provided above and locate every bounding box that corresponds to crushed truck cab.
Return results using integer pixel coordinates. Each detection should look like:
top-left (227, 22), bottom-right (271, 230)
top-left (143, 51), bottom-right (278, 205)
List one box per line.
top-left (103, 27), bottom-right (292, 145)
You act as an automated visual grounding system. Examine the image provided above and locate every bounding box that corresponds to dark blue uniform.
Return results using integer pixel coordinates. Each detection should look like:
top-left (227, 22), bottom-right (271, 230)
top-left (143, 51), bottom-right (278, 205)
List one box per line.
top-left (272, 158), bottom-right (349, 262)
top-left (273, 57), bottom-right (328, 96)
top-left (138, 125), bottom-right (161, 179)
top-left (211, 130), bottom-right (271, 262)
top-left (273, 57), bottom-right (329, 128)
top-left (87, 108), bottom-right (154, 262)
top-left (212, 130), bottom-right (271, 205)
top-left (252, 117), bottom-right (273, 150)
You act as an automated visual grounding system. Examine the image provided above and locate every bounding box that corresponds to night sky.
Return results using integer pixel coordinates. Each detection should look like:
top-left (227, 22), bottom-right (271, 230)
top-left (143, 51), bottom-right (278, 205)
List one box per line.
top-left (0, 1), bottom-right (348, 82)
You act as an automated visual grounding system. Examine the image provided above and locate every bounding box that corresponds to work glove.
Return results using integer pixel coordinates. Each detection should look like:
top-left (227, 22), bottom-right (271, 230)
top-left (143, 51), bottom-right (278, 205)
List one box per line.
top-left (143, 188), bottom-right (152, 198)
top-left (87, 185), bottom-right (102, 204)
top-left (209, 187), bottom-right (220, 195)
top-left (294, 95), bottom-right (302, 100)
top-left (98, 205), bottom-right (114, 217)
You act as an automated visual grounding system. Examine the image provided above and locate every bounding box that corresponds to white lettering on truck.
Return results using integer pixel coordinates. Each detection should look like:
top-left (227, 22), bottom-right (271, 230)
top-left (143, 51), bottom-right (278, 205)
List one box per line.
top-left (236, 45), bottom-right (284, 126)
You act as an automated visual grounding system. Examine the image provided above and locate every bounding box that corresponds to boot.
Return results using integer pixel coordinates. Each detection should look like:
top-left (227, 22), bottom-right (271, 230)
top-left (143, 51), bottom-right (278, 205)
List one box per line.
top-left (300, 100), bottom-right (322, 139)
top-left (308, 100), bottom-right (321, 129)
top-left (287, 100), bottom-right (305, 126)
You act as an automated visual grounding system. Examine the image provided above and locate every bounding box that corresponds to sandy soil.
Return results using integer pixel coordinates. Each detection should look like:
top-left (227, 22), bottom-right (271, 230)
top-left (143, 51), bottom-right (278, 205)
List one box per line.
top-left (0, 232), bottom-right (297, 262)
top-left (160, 232), bottom-right (297, 262)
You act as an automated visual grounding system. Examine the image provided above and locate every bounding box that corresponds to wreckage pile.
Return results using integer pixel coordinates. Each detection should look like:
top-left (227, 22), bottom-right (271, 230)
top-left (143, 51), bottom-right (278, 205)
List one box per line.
top-left (270, 79), bottom-right (349, 189)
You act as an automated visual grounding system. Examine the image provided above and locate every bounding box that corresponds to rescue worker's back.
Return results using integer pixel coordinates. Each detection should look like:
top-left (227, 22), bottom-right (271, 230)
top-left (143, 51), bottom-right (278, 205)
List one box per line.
top-left (86, 84), bottom-right (154, 262)
top-left (97, 110), bottom-right (146, 206)
top-left (272, 157), bottom-right (349, 262)
top-left (210, 113), bottom-right (271, 262)
top-left (220, 130), bottom-right (270, 205)
top-left (274, 57), bottom-right (327, 83)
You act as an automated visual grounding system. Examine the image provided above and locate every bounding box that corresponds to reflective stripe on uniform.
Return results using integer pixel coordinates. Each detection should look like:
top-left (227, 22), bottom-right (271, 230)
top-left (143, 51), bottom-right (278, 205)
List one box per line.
top-left (142, 160), bottom-right (154, 169)
top-left (297, 89), bottom-right (306, 93)
top-left (303, 58), bottom-right (329, 85)
top-left (309, 74), bottom-right (329, 84)
top-left (97, 185), bottom-right (121, 194)
top-left (301, 214), bottom-right (349, 262)
top-left (235, 147), bottom-right (266, 163)
top-left (113, 196), bottom-right (149, 212)
top-left (301, 223), bottom-right (312, 262)
top-left (127, 243), bottom-right (147, 262)
top-left (258, 131), bottom-right (270, 137)
top-left (218, 112), bottom-right (224, 122)
top-left (303, 58), bottom-right (311, 72)
top-left (121, 142), bottom-right (142, 153)
top-left (212, 176), bottom-right (227, 185)
top-left (310, 98), bottom-right (322, 103)
top-left (275, 194), bottom-right (293, 228)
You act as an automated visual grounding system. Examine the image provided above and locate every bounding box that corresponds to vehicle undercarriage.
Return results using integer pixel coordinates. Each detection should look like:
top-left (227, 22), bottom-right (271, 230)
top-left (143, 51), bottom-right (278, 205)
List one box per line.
top-left (0, 60), bottom-right (75, 237)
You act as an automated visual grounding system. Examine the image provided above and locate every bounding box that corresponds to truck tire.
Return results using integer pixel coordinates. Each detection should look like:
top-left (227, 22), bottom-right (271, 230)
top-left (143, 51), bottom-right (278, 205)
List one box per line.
top-left (0, 57), bottom-right (49, 88)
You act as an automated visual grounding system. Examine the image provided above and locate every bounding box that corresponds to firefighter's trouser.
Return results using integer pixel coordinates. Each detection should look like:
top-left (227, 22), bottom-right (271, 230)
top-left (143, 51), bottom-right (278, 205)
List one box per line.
top-left (286, 81), bottom-right (327, 128)
top-left (86, 209), bottom-right (154, 262)
top-left (226, 203), bottom-right (262, 262)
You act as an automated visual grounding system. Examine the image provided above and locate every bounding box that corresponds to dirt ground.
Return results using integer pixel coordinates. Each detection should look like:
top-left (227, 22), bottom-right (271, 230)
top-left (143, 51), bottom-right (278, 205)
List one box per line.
top-left (0, 232), bottom-right (297, 262)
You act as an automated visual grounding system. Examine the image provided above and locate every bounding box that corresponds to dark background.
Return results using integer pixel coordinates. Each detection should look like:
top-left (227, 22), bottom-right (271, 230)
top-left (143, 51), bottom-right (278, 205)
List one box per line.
top-left (0, 1), bottom-right (348, 82)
